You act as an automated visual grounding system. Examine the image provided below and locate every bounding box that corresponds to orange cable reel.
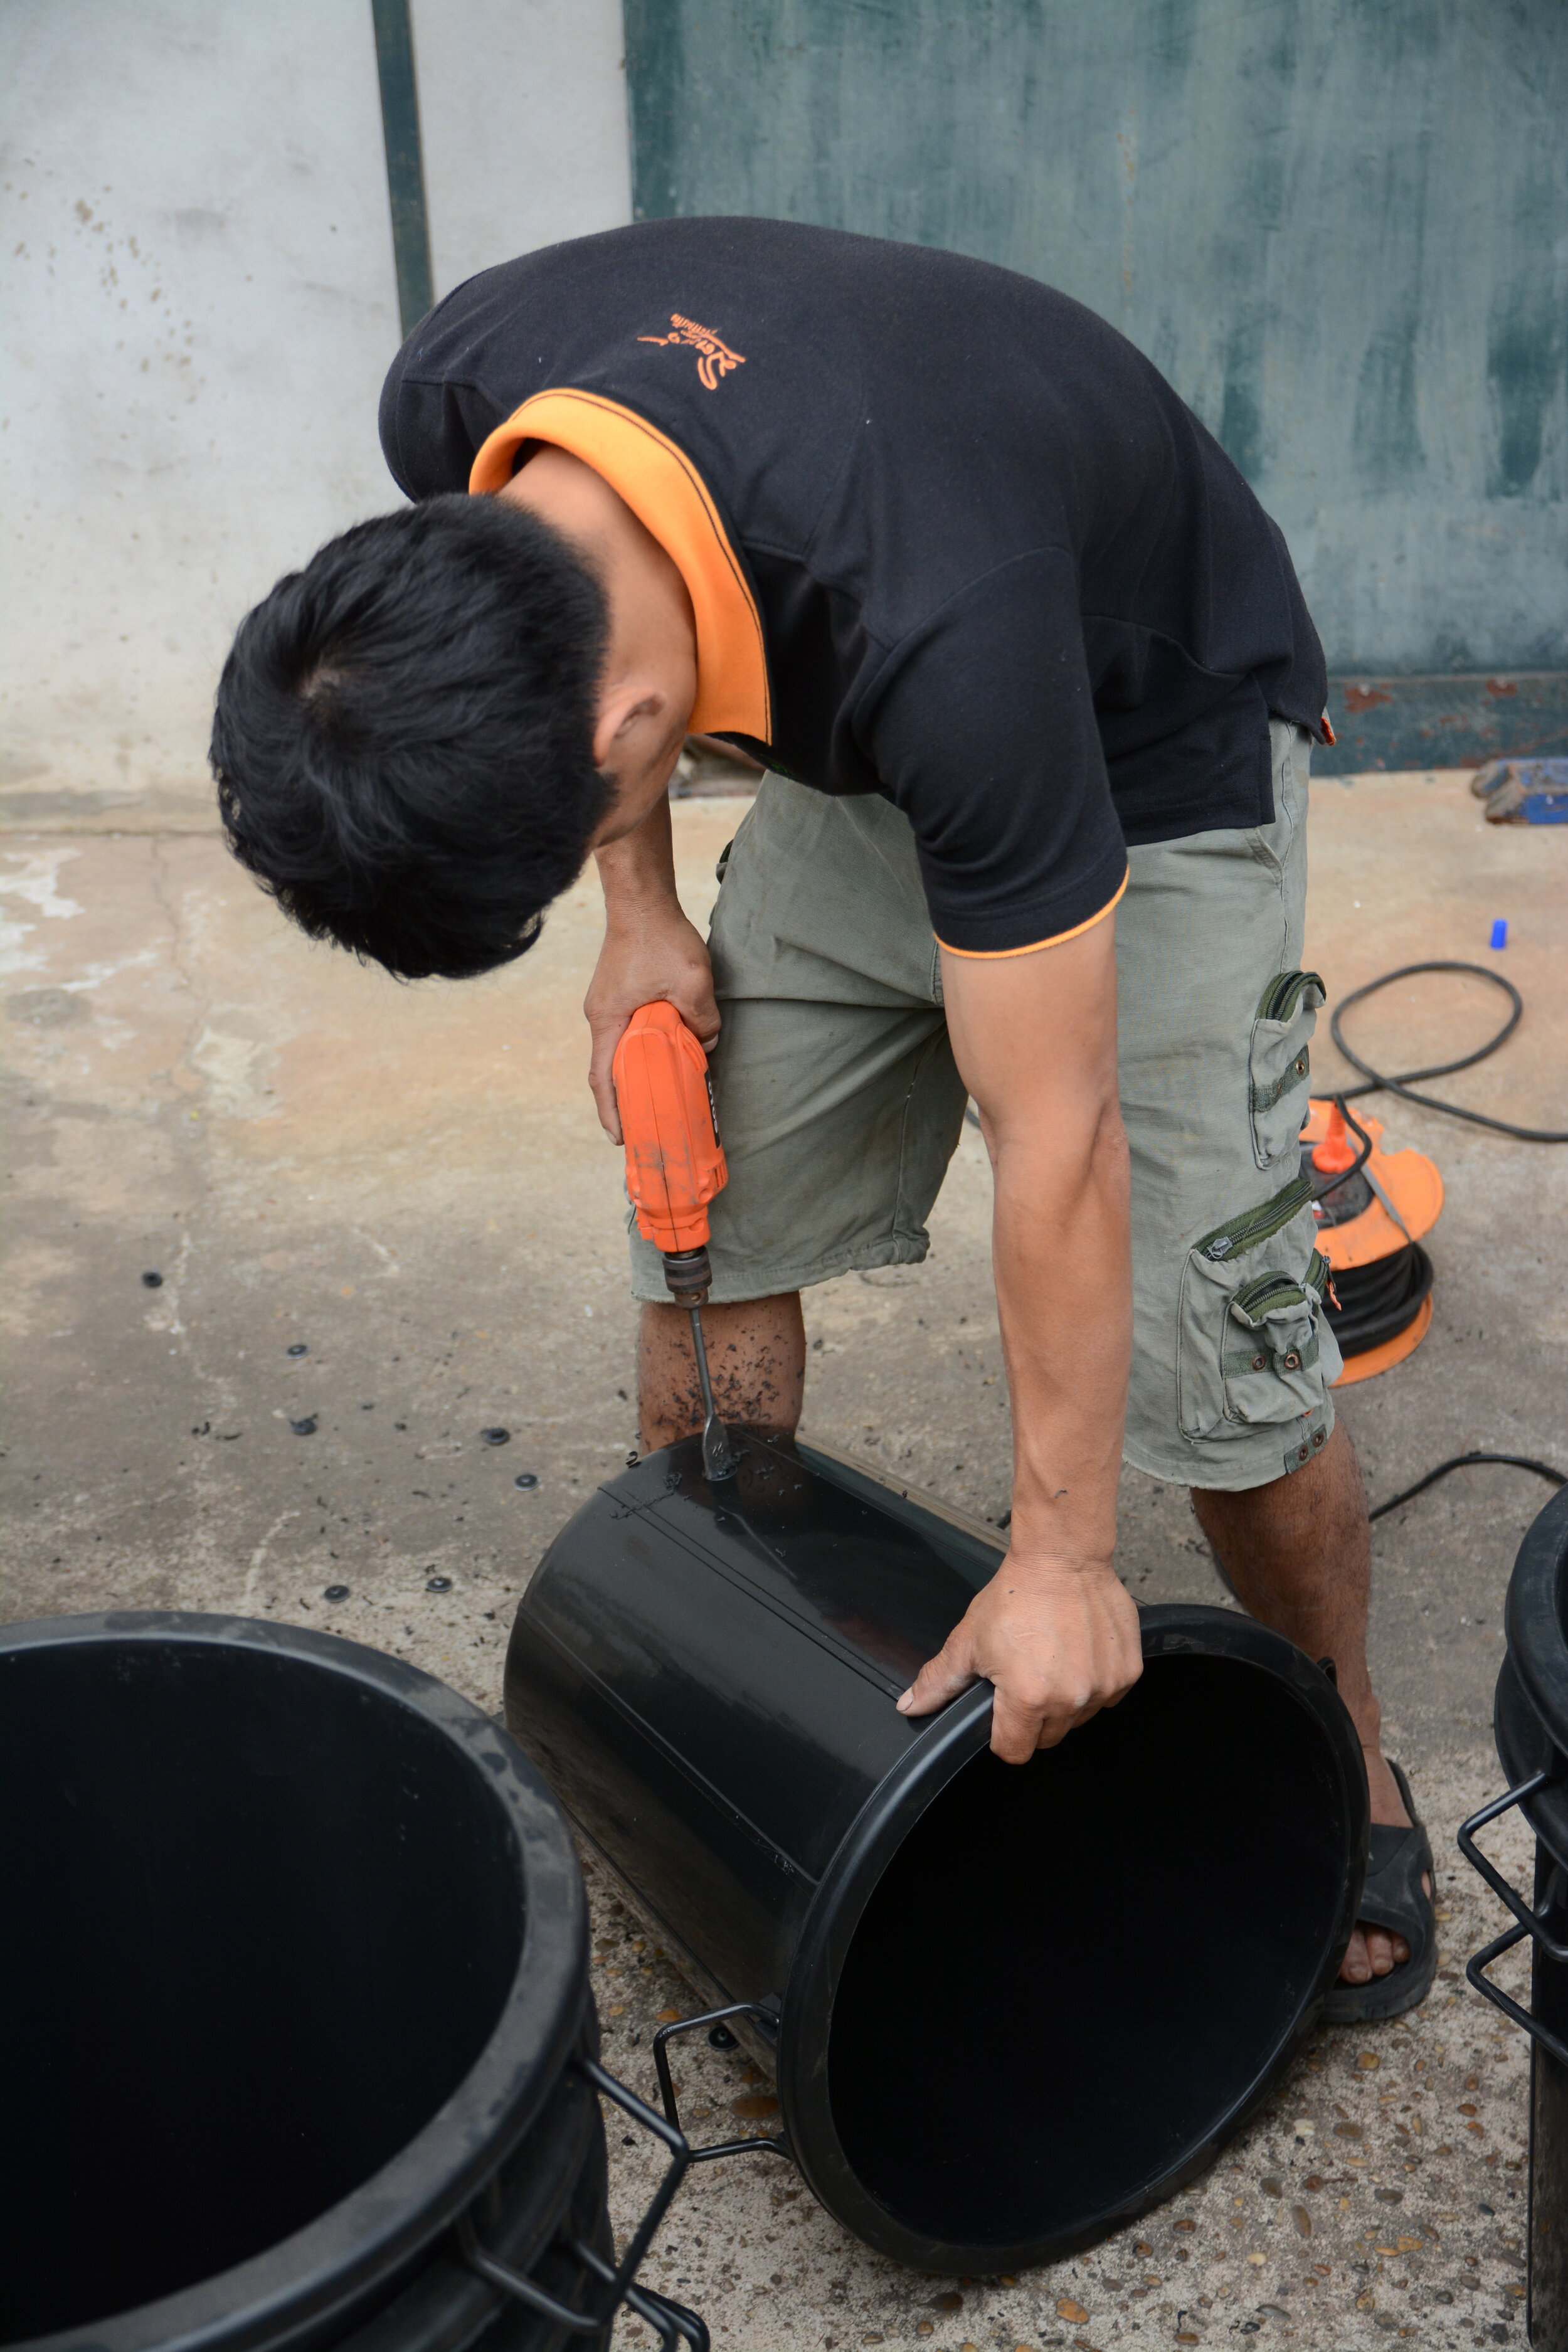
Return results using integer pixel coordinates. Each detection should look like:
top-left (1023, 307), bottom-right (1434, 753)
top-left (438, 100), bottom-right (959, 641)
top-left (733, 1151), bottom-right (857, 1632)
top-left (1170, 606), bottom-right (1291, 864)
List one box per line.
top-left (1305, 1098), bottom-right (1443, 1385)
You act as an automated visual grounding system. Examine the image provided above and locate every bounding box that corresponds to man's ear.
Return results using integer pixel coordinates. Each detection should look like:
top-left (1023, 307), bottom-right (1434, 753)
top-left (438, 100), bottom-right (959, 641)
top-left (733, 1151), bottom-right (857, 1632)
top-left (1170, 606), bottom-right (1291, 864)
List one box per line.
top-left (592, 683), bottom-right (667, 772)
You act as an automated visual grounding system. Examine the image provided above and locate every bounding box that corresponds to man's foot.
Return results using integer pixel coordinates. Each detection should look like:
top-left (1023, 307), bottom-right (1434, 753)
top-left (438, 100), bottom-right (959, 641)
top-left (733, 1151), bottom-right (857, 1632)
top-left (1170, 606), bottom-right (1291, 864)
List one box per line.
top-left (1338, 1747), bottom-right (1433, 1988)
top-left (1185, 1433), bottom-right (1433, 2003)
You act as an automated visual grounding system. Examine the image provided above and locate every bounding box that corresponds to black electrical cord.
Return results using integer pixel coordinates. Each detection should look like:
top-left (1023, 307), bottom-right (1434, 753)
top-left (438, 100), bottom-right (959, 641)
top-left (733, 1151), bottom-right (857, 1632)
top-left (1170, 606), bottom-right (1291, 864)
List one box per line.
top-left (1307, 1096), bottom-right (1376, 1202)
top-left (1325, 1243), bottom-right (1434, 1355)
top-left (1311, 958), bottom-right (1566, 1364)
top-left (1330, 961), bottom-right (1568, 1143)
top-left (1313, 977), bottom-right (1567, 1527)
top-left (1369, 1451), bottom-right (1566, 1523)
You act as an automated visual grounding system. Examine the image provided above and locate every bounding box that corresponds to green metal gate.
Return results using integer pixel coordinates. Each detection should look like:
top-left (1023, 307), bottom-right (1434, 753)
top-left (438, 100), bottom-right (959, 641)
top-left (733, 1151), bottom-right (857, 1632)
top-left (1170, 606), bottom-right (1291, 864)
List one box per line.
top-left (624, 0), bottom-right (1567, 769)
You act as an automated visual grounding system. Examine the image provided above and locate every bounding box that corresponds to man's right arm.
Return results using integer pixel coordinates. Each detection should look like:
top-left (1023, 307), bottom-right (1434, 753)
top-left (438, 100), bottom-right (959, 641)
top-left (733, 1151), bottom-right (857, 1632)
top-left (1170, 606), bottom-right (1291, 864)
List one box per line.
top-left (585, 790), bottom-right (719, 1142)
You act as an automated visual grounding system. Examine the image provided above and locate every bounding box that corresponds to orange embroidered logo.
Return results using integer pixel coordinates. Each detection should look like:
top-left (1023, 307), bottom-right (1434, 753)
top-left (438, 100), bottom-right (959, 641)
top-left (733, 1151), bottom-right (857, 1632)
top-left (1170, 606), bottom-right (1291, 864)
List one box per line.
top-left (637, 312), bottom-right (746, 391)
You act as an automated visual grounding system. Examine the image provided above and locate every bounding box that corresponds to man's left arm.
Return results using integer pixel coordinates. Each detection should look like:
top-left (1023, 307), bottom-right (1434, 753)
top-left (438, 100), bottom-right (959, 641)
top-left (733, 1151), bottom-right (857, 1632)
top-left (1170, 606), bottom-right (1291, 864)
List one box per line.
top-left (896, 914), bottom-right (1143, 1760)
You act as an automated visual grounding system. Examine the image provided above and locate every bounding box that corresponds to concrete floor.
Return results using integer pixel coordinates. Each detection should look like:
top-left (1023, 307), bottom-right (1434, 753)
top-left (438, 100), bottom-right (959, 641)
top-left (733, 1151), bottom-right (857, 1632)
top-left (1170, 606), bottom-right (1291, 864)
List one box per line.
top-left (3, 771), bottom-right (1565, 2349)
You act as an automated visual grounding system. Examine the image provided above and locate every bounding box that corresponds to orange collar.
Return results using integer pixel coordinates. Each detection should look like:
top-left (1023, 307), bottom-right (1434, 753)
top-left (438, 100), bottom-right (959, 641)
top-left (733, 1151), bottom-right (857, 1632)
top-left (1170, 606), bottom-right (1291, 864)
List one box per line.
top-left (469, 390), bottom-right (770, 741)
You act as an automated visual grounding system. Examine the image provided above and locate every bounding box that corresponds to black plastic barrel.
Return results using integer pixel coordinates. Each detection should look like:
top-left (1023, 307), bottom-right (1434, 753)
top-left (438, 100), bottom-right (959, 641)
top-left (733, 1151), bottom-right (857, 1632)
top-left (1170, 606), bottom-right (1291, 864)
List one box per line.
top-left (1461, 1487), bottom-right (1568, 2349)
top-left (1, 1613), bottom-right (613, 2352)
top-left (504, 1431), bottom-right (1369, 2272)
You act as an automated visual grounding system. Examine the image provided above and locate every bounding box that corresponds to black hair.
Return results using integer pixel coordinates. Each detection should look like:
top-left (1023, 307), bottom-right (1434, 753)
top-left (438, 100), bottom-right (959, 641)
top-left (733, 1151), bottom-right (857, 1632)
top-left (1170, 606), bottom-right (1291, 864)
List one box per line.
top-left (210, 494), bottom-right (612, 980)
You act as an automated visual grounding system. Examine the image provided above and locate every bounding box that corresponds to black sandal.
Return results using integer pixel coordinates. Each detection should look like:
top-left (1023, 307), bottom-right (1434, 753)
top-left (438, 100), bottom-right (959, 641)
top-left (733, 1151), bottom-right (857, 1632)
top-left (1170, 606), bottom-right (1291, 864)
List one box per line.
top-left (1323, 1760), bottom-right (1438, 2023)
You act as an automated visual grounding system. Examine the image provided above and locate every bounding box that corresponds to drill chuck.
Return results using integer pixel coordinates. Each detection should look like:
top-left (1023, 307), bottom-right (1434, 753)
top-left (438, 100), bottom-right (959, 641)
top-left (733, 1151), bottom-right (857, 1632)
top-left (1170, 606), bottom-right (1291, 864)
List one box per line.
top-left (662, 1246), bottom-right (712, 1308)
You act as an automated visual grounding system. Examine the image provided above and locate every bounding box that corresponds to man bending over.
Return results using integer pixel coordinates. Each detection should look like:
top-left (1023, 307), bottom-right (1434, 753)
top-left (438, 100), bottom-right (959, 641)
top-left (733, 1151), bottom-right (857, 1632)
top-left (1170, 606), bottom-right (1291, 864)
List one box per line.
top-left (212, 219), bottom-right (1434, 2018)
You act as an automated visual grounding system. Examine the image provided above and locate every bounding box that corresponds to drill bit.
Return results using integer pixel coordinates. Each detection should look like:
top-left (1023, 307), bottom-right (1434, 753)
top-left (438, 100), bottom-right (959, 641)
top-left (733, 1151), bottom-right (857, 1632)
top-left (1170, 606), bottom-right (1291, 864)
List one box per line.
top-left (689, 1304), bottom-right (738, 1483)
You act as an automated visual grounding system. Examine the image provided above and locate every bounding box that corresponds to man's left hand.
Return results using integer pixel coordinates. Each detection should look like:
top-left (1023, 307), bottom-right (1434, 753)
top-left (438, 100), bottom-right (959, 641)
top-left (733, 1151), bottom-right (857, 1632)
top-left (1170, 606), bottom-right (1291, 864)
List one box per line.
top-left (896, 1552), bottom-right (1142, 1762)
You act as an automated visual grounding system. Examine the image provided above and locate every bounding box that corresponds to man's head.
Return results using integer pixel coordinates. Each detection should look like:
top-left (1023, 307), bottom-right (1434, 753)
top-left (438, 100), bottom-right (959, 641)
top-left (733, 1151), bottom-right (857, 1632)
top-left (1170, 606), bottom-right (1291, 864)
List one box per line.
top-left (211, 484), bottom-right (689, 982)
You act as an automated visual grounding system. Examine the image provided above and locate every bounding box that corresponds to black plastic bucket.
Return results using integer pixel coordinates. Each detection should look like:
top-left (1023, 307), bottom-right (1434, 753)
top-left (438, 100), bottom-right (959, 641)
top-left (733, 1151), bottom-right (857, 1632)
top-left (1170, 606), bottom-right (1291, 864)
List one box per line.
top-left (504, 1431), bottom-right (1369, 2272)
top-left (1461, 1486), bottom-right (1568, 2348)
top-left (0, 1613), bottom-right (698, 2352)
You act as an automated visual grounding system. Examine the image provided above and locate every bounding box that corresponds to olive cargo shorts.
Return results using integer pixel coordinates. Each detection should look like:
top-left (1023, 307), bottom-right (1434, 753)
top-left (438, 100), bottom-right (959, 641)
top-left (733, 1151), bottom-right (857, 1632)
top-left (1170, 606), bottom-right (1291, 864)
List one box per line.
top-left (628, 721), bottom-right (1340, 1491)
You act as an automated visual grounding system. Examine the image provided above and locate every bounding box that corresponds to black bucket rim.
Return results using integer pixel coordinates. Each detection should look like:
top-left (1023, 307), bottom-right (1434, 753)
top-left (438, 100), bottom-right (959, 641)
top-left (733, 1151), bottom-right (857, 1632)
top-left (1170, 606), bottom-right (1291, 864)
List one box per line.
top-left (4, 1610), bottom-right (588, 2352)
top-left (1492, 1653), bottom-right (1568, 1872)
top-left (776, 1600), bottom-right (1369, 2272)
top-left (1499, 1486), bottom-right (1568, 1863)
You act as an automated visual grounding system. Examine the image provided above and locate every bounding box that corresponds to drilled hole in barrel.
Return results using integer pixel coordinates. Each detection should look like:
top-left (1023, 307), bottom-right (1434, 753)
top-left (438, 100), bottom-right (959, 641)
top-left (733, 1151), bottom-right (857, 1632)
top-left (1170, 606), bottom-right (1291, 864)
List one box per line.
top-left (827, 1656), bottom-right (1340, 2247)
top-left (1, 1641), bottom-right (523, 2336)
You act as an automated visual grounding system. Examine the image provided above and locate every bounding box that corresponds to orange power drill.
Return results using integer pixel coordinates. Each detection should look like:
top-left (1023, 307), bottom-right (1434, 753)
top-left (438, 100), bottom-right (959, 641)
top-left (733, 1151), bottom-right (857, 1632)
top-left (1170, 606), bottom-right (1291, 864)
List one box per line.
top-left (612, 1001), bottom-right (738, 1482)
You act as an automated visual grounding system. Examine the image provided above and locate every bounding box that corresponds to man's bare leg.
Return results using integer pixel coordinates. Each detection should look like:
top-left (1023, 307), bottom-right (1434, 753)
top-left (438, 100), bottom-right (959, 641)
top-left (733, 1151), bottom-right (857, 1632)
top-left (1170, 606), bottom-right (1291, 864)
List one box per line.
top-left (638, 1293), bottom-right (805, 1452)
top-left (1191, 1420), bottom-right (1427, 1987)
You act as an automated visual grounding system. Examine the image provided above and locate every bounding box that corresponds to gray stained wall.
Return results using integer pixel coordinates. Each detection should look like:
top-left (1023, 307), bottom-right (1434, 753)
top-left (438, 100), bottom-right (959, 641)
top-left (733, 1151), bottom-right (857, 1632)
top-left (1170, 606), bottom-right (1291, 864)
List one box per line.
top-left (0, 0), bottom-right (631, 829)
top-left (625, 0), bottom-right (1567, 770)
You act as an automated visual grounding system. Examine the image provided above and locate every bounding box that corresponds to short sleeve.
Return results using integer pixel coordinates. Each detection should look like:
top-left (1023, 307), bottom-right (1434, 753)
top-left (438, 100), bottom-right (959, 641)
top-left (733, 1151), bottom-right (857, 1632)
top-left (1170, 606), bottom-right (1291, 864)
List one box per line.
top-left (858, 549), bottom-right (1128, 955)
top-left (379, 347), bottom-right (502, 501)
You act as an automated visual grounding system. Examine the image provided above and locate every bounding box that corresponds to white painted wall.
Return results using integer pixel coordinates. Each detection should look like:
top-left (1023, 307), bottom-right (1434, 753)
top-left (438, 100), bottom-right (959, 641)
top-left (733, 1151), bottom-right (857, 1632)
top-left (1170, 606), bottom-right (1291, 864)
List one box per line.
top-left (0, 0), bottom-right (631, 825)
top-left (413, 0), bottom-right (632, 297)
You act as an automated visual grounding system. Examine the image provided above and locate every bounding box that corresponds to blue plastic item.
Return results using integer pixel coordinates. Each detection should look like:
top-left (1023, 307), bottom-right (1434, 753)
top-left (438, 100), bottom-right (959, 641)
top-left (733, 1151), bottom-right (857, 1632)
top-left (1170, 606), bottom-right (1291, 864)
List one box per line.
top-left (1491, 919), bottom-right (1509, 950)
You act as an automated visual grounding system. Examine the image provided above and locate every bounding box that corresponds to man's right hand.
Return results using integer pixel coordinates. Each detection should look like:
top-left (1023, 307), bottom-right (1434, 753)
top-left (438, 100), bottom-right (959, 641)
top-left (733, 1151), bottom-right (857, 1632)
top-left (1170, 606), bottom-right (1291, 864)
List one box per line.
top-left (585, 908), bottom-right (719, 1142)
top-left (585, 788), bottom-right (721, 1142)
top-left (896, 1550), bottom-right (1142, 1761)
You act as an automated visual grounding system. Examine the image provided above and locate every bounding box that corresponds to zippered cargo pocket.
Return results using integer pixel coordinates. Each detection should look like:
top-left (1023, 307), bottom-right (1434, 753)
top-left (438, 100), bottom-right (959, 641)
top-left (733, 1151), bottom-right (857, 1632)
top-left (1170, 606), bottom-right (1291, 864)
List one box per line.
top-left (1248, 968), bottom-right (1325, 1170)
top-left (1193, 1174), bottom-right (1312, 1266)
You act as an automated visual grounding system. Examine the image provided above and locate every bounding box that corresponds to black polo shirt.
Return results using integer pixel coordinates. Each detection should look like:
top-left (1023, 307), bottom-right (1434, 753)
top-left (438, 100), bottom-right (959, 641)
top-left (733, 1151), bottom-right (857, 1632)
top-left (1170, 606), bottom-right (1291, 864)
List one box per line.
top-left (379, 217), bottom-right (1327, 958)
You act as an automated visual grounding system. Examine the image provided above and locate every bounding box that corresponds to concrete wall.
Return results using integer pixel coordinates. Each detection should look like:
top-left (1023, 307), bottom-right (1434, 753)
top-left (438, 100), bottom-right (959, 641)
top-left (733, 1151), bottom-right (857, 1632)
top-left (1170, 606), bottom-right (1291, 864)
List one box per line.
top-left (0, 0), bottom-right (632, 827)
top-left (625, 0), bottom-right (1568, 769)
top-left (412, 0), bottom-right (631, 300)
